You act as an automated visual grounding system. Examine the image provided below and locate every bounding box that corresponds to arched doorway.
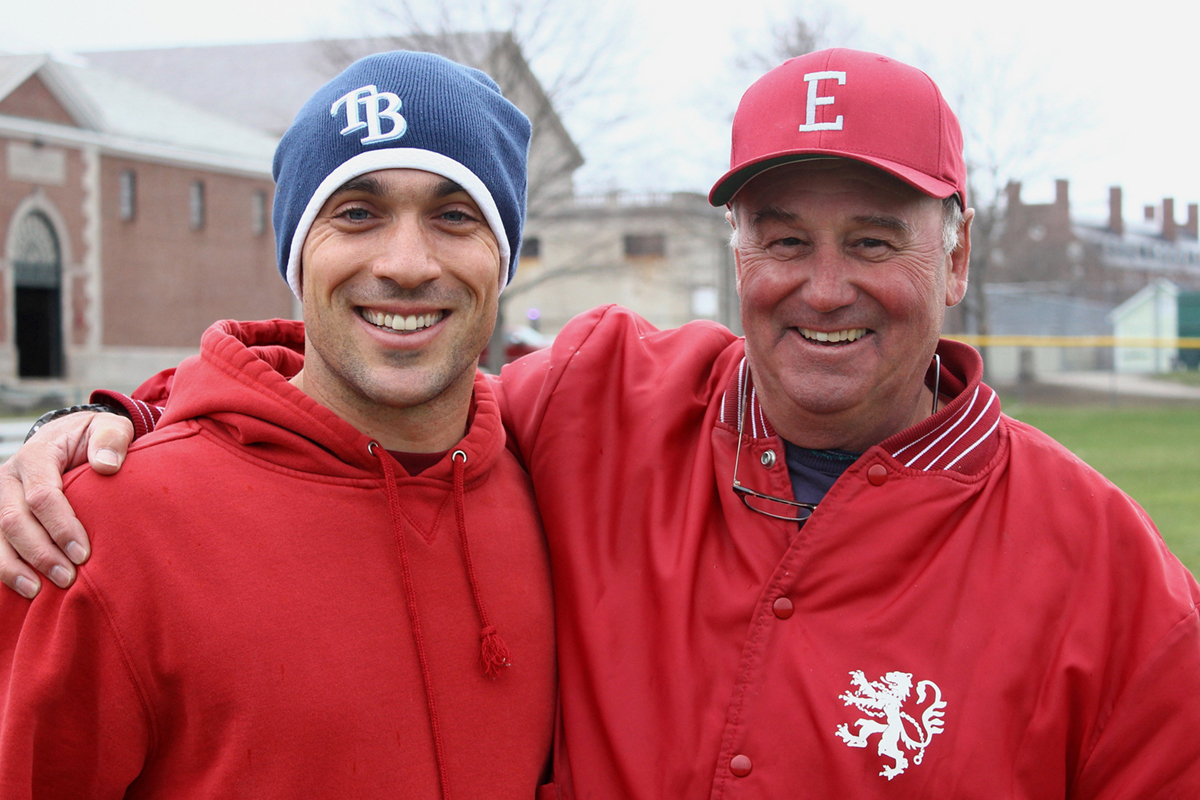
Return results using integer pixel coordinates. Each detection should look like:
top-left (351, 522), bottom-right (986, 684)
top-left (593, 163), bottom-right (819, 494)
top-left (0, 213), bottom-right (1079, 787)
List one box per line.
top-left (11, 211), bottom-right (63, 378)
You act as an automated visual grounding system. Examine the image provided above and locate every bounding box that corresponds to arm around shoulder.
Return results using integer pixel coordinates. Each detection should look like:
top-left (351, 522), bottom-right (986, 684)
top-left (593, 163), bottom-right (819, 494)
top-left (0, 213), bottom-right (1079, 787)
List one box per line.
top-left (0, 362), bottom-right (182, 597)
top-left (0, 404), bottom-right (140, 598)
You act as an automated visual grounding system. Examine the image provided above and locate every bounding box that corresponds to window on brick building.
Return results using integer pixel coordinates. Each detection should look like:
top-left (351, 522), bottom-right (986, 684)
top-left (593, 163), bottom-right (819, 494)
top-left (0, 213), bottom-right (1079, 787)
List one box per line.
top-left (119, 169), bottom-right (136, 221)
top-left (252, 189), bottom-right (267, 236)
top-left (624, 232), bottom-right (665, 258)
top-left (521, 236), bottom-right (540, 259)
top-left (190, 181), bottom-right (206, 231)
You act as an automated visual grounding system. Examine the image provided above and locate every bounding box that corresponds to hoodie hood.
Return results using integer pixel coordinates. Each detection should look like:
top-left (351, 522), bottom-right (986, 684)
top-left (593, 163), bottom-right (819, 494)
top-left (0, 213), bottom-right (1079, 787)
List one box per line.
top-left (156, 318), bottom-right (507, 483)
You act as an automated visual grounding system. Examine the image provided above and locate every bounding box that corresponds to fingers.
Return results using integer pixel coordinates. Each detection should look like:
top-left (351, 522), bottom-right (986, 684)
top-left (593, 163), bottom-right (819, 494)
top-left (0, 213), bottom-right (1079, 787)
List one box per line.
top-left (0, 491), bottom-right (46, 599)
top-left (86, 413), bottom-right (134, 476)
top-left (0, 463), bottom-right (78, 595)
top-left (0, 411), bottom-right (114, 596)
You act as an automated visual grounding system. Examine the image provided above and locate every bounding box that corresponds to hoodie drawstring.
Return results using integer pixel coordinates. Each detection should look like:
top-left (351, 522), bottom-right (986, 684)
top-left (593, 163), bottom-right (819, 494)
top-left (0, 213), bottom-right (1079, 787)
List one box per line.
top-left (372, 443), bottom-right (452, 800)
top-left (450, 450), bottom-right (512, 677)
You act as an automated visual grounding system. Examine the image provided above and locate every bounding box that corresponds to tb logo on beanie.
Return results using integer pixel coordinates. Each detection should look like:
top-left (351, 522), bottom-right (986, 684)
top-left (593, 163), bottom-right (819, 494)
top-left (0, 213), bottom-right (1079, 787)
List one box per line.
top-left (331, 85), bottom-right (408, 144)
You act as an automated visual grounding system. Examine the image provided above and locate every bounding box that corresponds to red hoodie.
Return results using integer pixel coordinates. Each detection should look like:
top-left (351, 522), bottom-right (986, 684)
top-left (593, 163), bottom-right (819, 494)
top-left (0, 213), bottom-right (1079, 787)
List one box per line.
top-left (0, 319), bottom-right (556, 799)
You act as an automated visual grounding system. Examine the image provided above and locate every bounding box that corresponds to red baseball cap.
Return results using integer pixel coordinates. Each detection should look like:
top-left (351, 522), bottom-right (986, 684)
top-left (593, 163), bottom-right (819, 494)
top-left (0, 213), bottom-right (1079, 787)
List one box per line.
top-left (708, 48), bottom-right (966, 208)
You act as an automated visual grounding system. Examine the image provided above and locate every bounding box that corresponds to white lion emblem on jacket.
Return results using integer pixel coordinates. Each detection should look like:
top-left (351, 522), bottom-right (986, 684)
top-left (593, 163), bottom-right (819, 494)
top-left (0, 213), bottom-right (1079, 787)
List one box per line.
top-left (835, 670), bottom-right (946, 780)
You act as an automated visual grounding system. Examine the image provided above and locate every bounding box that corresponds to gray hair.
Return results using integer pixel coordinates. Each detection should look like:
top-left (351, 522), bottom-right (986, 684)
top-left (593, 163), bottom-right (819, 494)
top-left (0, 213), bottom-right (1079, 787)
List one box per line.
top-left (940, 196), bottom-right (964, 255)
top-left (728, 195), bottom-right (966, 255)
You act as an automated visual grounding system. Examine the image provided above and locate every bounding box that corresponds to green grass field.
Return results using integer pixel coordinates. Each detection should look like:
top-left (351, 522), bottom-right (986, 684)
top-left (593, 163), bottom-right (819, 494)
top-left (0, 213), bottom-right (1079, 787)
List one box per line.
top-left (1004, 402), bottom-right (1200, 577)
top-left (1155, 371), bottom-right (1200, 388)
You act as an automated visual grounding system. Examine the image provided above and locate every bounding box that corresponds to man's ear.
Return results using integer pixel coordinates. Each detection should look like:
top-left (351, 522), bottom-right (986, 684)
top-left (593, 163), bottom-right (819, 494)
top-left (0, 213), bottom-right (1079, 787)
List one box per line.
top-left (945, 207), bottom-right (974, 307)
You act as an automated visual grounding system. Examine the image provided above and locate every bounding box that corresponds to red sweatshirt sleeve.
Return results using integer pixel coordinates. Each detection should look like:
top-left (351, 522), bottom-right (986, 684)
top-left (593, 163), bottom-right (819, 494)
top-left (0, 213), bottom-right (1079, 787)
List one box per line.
top-left (89, 367), bottom-right (177, 440)
top-left (0, 578), bottom-right (151, 797)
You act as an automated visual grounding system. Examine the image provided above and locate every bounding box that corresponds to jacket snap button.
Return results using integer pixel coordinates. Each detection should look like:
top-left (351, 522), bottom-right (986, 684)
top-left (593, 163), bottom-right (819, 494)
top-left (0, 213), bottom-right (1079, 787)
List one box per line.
top-left (867, 464), bottom-right (888, 486)
top-left (760, 450), bottom-right (776, 468)
top-left (730, 754), bottom-right (752, 777)
top-left (772, 596), bottom-right (794, 619)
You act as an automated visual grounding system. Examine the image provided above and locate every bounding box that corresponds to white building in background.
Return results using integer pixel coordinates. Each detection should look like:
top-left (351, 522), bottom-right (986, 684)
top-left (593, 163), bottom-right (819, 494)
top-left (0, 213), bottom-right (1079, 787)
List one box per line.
top-left (517, 191), bottom-right (735, 336)
top-left (1111, 279), bottom-right (1179, 373)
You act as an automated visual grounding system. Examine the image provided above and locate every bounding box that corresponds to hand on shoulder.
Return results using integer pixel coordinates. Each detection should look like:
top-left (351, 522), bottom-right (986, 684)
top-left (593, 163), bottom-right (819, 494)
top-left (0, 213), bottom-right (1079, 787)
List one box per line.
top-left (0, 410), bottom-right (132, 597)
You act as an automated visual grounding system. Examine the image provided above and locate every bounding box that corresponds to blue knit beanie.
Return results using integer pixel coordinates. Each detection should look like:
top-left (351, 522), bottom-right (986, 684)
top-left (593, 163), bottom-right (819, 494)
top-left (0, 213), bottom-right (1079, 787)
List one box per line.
top-left (272, 50), bottom-right (531, 297)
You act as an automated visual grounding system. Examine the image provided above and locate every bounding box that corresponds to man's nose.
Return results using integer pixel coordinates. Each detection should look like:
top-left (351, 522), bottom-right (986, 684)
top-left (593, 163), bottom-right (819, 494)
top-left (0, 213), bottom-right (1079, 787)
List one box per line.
top-left (371, 217), bottom-right (443, 287)
top-left (799, 248), bottom-right (857, 312)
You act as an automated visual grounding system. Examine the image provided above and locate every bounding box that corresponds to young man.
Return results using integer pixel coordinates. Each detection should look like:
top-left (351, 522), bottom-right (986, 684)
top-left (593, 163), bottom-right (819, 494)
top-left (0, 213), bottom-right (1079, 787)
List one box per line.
top-left (0, 52), bottom-right (554, 798)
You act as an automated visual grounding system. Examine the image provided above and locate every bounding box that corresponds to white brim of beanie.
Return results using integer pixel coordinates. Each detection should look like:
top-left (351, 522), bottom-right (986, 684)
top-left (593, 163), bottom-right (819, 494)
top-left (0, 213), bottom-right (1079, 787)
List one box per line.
top-left (285, 148), bottom-right (511, 298)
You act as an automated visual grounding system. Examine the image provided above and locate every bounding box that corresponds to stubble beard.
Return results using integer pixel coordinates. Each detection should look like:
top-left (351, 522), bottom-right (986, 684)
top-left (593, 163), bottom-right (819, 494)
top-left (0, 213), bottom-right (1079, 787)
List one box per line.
top-left (302, 280), bottom-right (492, 417)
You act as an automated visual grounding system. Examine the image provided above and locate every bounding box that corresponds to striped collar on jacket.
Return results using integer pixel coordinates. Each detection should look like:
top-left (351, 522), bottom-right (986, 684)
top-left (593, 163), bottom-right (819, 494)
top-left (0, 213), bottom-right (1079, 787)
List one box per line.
top-left (717, 338), bottom-right (1001, 475)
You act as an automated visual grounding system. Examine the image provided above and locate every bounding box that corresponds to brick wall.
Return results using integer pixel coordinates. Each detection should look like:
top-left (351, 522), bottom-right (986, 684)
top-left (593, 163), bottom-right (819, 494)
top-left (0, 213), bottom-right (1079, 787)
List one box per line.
top-left (100, 157), bottom-right (292, 347)
top-left (0, 75), bottom-right (76, 127)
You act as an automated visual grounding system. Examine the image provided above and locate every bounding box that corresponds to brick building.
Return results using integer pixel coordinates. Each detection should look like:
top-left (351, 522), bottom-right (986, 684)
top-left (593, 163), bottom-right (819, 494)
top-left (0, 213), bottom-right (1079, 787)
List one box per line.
top-left (990, 180), bottom-right (1200, 304)
top-left (948, 179), bottom-right (1200, 380)
top-left (0, 54), bottom-right (287, 395)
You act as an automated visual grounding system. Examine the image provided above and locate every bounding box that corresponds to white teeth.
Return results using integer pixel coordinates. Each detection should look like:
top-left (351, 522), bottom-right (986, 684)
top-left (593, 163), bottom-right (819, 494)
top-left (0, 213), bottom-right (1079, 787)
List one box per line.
top-left (362, 309), bottom-right (443, 332)
top-left (799, 327), bottom-right (867, 343)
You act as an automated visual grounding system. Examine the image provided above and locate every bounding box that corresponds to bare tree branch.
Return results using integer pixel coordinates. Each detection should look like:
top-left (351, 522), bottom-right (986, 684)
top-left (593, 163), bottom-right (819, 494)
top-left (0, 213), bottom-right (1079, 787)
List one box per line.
top-left (365, 0), bottom-right (626, 120)
top-left (732, 2), bottom-right (861, 79)
top-left (936, 44), bottom-right (1092, 346)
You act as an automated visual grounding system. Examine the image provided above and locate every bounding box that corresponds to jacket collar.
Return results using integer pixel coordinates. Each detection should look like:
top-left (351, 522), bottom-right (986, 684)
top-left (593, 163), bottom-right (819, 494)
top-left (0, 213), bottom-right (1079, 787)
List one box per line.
top-left (717, 338), bottom-right (1001, 475)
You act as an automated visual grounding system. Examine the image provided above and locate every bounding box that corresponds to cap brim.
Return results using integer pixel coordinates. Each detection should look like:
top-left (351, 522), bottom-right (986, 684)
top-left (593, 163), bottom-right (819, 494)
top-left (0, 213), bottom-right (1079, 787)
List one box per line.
top-left (708, 150), bottom-right (960, 207)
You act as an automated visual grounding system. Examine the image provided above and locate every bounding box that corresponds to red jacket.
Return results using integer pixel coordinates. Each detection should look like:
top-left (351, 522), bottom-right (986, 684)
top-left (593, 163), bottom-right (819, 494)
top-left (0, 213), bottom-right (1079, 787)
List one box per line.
top-left (0, 319), bottom-right (555, 799)
top-left (497, 305), bottom-right (1200, 799)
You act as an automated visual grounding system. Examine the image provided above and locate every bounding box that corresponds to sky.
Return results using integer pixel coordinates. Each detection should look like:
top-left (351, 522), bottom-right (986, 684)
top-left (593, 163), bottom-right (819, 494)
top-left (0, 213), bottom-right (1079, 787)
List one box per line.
top-left (4, 0), bottom-right (1197, 223)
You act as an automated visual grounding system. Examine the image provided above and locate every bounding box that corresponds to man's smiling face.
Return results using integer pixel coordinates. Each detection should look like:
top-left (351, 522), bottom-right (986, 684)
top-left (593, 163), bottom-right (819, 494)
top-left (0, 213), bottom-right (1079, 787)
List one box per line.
top-left (730, 159), bottom-right (970, 450)
top-left (296, 168), bottom-right (502, 421)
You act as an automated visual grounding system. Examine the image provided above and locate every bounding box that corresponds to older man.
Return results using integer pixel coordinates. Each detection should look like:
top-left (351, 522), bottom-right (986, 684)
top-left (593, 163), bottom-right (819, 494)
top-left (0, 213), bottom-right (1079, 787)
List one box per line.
top-left (0, 51), bottom-right (554, 798)
top-left (4, 49), bottom-right (1200, 798)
